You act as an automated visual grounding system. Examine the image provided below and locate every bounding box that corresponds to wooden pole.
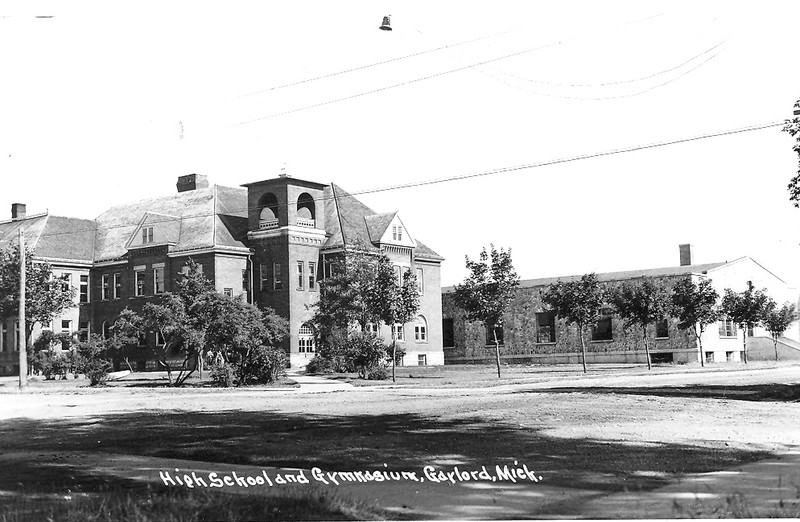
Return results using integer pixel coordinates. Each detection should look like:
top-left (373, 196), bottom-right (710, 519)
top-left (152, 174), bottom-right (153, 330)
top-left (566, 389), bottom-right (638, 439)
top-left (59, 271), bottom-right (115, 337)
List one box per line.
top-left (18, 229), bottom-right (27, 389)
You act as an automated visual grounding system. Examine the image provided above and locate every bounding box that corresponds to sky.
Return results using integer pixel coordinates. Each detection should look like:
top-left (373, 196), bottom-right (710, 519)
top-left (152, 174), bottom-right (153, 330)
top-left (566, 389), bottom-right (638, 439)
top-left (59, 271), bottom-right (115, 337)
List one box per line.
top-left (2, 1), bottom-right (800, 288)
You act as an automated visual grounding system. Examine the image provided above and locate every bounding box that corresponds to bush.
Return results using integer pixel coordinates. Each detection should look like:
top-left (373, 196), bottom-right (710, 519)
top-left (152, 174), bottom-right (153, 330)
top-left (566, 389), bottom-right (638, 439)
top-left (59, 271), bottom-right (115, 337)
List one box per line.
top-left (238, 345), bottom-right (287, 385)
top-left (74, 334), bottom-right (112, 386)
top-left (345, 331), bottom-right (389, 379)
top-left (305, 355), bottom-right (335, 374)
top-left (210, 360), bottom-right (235, 387)
top-left (31, 349), bottom-right (67, 380)
top-left (366, 366), bottom-right (389, 380)
top-left (82, 358), bottom-right (113, 386)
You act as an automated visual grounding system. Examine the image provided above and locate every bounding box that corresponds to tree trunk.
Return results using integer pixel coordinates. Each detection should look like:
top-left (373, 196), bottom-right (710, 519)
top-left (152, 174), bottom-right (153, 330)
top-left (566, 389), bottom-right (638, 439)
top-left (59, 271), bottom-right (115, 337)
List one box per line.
top-left (198, 349), bottom-right (204, 380)
top-left (578, 324), bottom-right (587, 374)
top-left (493, 328), bottom-right (501, 379)
top-left (741, 327), bottom-right (748, 364)
top-left (696, 326), bottom-right (704, 367)
top-left (391, 331), bottom-right (397, 383)
top-left (643, 326), bottom-right (651, 370)
top-left (774, 336), bottom-right (779, 362)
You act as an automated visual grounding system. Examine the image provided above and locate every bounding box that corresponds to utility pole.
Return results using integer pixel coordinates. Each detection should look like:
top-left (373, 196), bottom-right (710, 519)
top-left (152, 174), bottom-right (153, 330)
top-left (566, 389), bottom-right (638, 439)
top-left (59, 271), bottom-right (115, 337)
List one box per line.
top-left (18, 229), bottom-right (27, 389)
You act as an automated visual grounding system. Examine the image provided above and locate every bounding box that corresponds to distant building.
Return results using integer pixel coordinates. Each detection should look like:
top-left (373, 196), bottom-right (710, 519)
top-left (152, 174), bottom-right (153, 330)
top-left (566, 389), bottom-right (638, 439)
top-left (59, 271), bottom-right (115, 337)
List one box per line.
top-left (442, 245), bottom-right (800, 365)
top-left (0, 174), bottom-right (444, 375)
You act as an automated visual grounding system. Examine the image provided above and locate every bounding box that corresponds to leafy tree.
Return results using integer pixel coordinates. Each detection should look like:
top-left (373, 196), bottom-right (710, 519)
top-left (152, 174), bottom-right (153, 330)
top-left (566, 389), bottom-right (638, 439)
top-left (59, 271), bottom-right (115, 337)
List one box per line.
top-left (175, 259), bottom-right (214, 378)
top-left (611, 279), bottom-right (673, 371)
top-left (719, 281), bottom-right (771, 364)
top-left (542, 273), bottom-right (605, 373)
top-left (203, 293), bottom-right (288, 385)
top-left (671, 278), bottom-right (720, 367)
top-left (73, 334), bottom-right (113, 386)
top-left (762, 299), bottom-right (797, 361)
top-left (372, 255), bottom-right (419, 382)
top-left (345, 331), bottom-right (390, 379)
top-left (783, 97), bottom-right (800, 206)
top-left (0, 244), bottom-right (75, 350)
top-left (453, 245), bottom-right (519, 378)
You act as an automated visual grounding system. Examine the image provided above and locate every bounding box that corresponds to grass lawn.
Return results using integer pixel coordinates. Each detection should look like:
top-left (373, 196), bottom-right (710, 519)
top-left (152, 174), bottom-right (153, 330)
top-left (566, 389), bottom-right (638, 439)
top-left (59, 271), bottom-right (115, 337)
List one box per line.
top-left (1, 363), bottom-right (799, 519)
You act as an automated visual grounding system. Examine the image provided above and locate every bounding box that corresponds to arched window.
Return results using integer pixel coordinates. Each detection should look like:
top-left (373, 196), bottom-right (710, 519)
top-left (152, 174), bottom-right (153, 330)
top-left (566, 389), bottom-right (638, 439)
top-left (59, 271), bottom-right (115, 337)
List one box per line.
top-left (414, 316), bottom-right (427, 342)
top-left (258, 192), bottom-right (279, 229)
top-left (299, 323), bottom-right (315, 353)
top-left (296, 193), bottom-right (315, 227)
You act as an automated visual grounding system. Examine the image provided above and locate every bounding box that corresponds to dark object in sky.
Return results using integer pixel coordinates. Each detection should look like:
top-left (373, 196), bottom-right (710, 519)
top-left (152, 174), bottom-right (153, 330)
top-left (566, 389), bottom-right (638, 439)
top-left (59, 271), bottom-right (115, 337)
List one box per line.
top-left (379, 15), bottom-right (392, 31)
top-left (35, 15), bottom-right (54, 18)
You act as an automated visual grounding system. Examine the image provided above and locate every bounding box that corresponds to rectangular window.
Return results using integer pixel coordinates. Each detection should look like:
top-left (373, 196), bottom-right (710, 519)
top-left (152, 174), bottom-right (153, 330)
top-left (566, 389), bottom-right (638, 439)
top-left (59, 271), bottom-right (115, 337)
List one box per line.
top-left (726, 351), bottom-right (734, 362)
top-left (101, 274), bottom-right (110, 300)
top-left (0, 323), bottom-right (7, 352)
top-left (242, 269), bottom-right (248, 292)
top-left (155, 331), bottom-right (165, 346)
top-left (536, 312), bottom-right (556, 343)
top-left (61, 273), bottom-right (72, 293)
top-left (442, 318), bottom-right (454, 348)
top-left (392, 225), bottom-right (403, 241)
top-left (260, 263), bottom-right (269, 291)
top-left (79, 275), bottom-right (89, 303)
top-left (273, 262), bottom-right (282, 290)
top-left (591, 308), bottom-right (613, 341)
top-left (113, 273), bottom-right (122, 299)
top-left (718, 318), bottom-right (737, 338)
top-left (78, 321), bottom-right (89, 343)
top-left (153, 266), bottom-right (165, 294)
top-left (392, 324), bottom-right (404, 341)
top-left (142, 226), bottom-right (154, 244)
top-left (418, 354), bottom-right (427, 366)
top-left (223, 288), bottom-right (233, 297)
top-left (416, 268), bottom-right (424, 294)
top-left (486, 323), bottom-right (504, 345)
top-left (655, 318), bottom-right (669, 338)
top-left (308, 262), bottom-right (316, 290)
top-left (705, 351), bottom-right (714, 363)
top-left (365, 323), bottom-right (379, 335)
top-left (297, 261), bottom-right (304, 290)
top-left (134, 268), bottom-right (145, 296)
top-left (14, 323), bottom-right (20, 351)
top-left (415, 323), bottom-right (427, 342)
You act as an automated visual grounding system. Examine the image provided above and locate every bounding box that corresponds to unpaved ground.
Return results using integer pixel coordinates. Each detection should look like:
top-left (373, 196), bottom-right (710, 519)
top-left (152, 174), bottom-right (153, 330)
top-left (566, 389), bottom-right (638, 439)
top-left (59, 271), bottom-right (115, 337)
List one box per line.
top-left (1, 364), bottom-right (799, 519)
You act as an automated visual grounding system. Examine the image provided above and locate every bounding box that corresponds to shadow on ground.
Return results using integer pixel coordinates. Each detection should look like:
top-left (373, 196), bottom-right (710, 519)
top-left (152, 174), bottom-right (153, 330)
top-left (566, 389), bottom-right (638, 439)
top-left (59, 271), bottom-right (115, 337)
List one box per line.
top-left (523, 383), bottom-right (800, 402)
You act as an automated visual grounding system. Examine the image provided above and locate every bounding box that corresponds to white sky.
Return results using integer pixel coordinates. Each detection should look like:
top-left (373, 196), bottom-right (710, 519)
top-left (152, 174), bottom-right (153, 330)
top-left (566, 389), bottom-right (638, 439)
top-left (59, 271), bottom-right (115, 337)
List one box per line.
top-left (2, 1), bottom-right (800, 289)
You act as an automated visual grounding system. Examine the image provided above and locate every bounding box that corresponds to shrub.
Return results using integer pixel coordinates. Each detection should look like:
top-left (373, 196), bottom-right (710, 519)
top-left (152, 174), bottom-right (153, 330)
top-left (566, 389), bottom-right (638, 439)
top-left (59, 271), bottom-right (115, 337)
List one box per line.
top-left (345, 331), bottom-right (389, 379)
top-left (74, 334), bottom-right (112, 386)
top-left (366, 366), bottom-right (389, 380)
top-left (32, 349), bottom-right (67, 380)
top-left (210, 360), bottom-right (235, 387)
top-left (82, 358), bottom-right (113, 386)
top-left (238, 345), bottom-right (287, 385)
top-left (305, 355), bottom-right (335, 374)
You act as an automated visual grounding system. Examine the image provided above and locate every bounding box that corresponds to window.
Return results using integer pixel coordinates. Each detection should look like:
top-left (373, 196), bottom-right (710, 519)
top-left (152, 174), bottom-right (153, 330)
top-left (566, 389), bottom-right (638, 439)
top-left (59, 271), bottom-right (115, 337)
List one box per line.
top-left (705, 351), bottom-right (714, 363)
top-left (414, 316), bottom-right (427, 342)
top-left (181, 263), bottom-right (202, 275)
top-left (137, 332), bottom-right (147, 346)
top-left (101, 274), bottom-right (110, 300)
top-left (241, 269), bottom-right (249, 292)
top-left (364, 323), bottom-right (379, 335)
top-left (155, 331), bottom-right (165, 346)
top-left (61, 320), bottom-right (71, 350)
top-left (153, 266), bottom-right (165, 294)
top-left (0, 323), bottom-right (7, 352)
top-left (418, 354), bottom-right (427, 366)
top-left (260, 263), bottom-right (269, 291)
top-left (273, 262), bottom-right (282, 290)
top-left (536, 312), bottom-right (556, 343)
top-left (14, 323), bottom-right (20, 351)
top-left (102, 321), bottom-right (110, 340)
top-left (308, 262), bottom-right (316, 290)
top-left (726, 351), bottom-right (734, 362)
top-left (134, 267), bottom-right (145, 296)
top-left (78, 321), bottom-right (89, 343)
top-left (718, 318), bottom-right (737, 338)
top-left (79, 275), bottom-right (89, 303)
top-left (591, 308), bottom-right (613, 341)
top-left (442, 318), bottom-right (454, 348)
top-left (61, 273), bottom-right (72, 293)
top-left (113, 273), bottom-right (122, 299)
top-left (142, 226), bottom-right (154, 244)
top-left (392, 225), bottom-right (403, 241)
top-left (655, 318), bottom-right (669, 338)
top-left (299, 324), bottom-right (315, 353)
top-left (486, 323), bottom-right (504, 345)
top-left (297, 261), bottom-right (304, 290)
top-left (392, 323), bottom-right (404, 341)
top-left (416, 268), bottom-right (424, 294)
top-left (223, 288), bottom-right (233, 297)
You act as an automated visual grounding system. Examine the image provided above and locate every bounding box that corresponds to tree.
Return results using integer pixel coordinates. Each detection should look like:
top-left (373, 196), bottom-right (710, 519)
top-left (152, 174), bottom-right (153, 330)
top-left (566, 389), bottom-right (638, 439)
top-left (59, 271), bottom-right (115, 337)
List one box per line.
top-left (372, 255), bottom-right (419, 382)
top-left (720, 281), bottom-right (770, 364)
top-left (783, 97), bottom-right (800, 206)
top-left (671, 278), bottom-right (720, 367)
top-left (203, 293), bottom-right (288, 385)
top-left (453, 245), bottom-right (519, 378)
top-left (0, 245), bottom-right (75, 350)
top-left (542, 273), bottom-right (605, 373)
top-left (611, 279), bottom-right (672, 371)
top-left (762, 299), bottom-right (797, 361)
top-left (174, 259), bottom-right (214, 378)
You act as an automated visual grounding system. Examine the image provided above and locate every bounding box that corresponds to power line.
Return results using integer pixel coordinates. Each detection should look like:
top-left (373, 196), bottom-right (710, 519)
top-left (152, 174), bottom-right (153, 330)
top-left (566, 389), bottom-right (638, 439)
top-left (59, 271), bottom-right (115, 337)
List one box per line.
top-left (239, 29), bottom-right (514, 97)
top-left (22, 119), bottom-right (784, 240)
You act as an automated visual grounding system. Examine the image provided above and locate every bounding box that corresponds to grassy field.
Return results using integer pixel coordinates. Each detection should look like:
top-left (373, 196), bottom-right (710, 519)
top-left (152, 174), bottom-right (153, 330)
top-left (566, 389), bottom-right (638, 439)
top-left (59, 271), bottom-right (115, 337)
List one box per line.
top-left (1, 362), bottom-right (799, 520)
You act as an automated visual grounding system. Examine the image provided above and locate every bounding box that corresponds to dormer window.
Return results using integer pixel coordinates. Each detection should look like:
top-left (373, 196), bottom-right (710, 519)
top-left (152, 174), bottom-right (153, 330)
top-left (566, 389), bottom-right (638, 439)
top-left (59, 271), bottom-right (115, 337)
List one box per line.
top-left (392, 225), bottom-right (403, 241)
top-left (142, 226), bottom-right (154, 244)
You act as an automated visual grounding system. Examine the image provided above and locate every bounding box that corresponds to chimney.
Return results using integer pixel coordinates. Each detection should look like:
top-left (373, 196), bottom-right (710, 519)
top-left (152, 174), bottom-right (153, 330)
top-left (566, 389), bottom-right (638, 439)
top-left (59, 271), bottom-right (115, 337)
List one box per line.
top-left (11, 203), bottom-right (26, 220)
top-left (679, 244), bottom-right (693, 266)
top-left (176, 174), bottom-right (209, 193)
